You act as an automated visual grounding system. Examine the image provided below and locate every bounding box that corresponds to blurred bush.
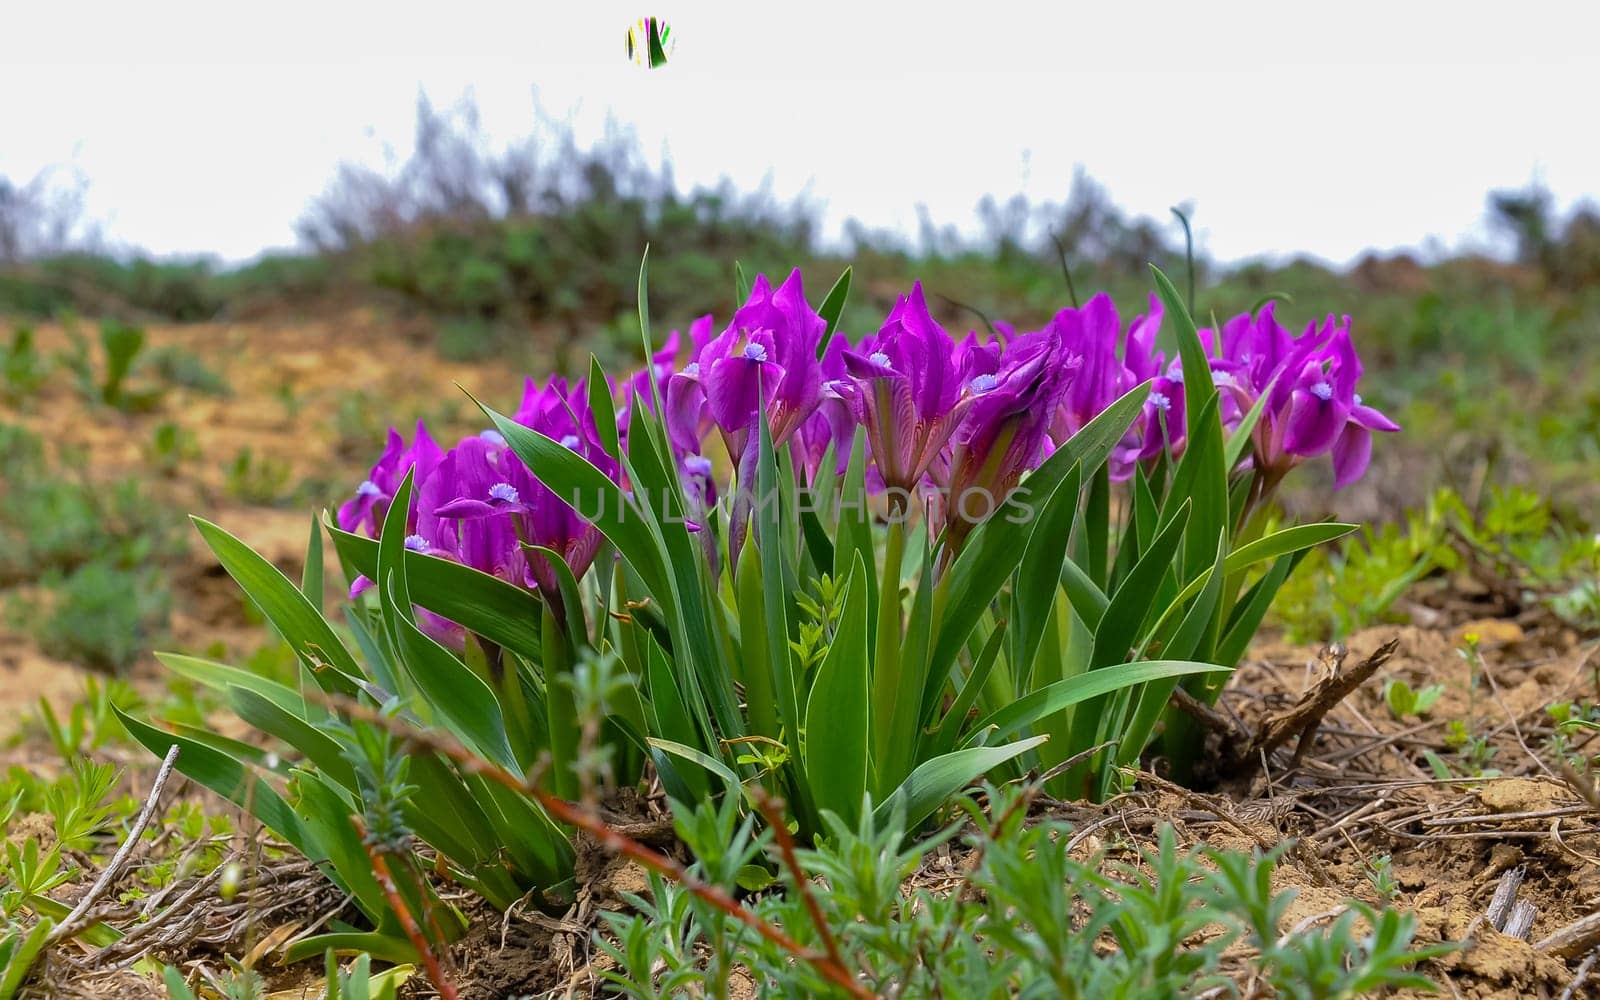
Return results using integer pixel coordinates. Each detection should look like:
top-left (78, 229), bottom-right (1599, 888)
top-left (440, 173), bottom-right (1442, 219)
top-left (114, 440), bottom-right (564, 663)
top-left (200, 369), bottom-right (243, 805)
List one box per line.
top-left (295, 97), bottom-right (824, 349)
top-left (0, 422), bottom-right (186, 672)
top-left (1490, 183), bottom-right (1600, 291)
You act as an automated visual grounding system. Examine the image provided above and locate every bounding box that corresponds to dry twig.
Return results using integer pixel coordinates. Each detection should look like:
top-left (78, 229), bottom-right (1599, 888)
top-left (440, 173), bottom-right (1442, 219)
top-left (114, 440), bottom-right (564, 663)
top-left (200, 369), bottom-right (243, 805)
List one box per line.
top-left (1538, 909), bottom-right (1600, 959)
top-left (751, 790), bottom-right (850, 981)
top-left (355, 818), bottom-right (459, 1000)
top-left (1121, 768), bottom-right (1279, 854)
top-left (1247, 639), bottom-right (1400, 768)
top-left (49, 744), bottom-right (181, 945)
top-left (1558, 947), bottom-right (1600, 1000)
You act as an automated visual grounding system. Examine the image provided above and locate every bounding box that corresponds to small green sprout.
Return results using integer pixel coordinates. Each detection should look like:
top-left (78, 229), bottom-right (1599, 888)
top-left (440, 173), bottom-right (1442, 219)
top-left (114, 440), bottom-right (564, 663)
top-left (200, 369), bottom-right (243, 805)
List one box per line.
top-left (1383, 679), bottom-right (1445, 720)
top-left (1367, 853), bottom-right (1399, 903)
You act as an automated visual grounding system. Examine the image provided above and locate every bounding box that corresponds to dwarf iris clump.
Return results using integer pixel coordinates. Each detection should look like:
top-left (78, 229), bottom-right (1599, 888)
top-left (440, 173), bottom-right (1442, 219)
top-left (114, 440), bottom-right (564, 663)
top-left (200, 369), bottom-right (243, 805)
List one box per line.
top-left (125, 257), bottom-right (1395, 957)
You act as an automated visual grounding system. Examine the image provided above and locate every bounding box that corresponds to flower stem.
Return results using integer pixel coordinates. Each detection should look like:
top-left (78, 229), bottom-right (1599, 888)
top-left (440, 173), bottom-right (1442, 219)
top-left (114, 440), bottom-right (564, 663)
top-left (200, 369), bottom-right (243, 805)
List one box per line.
top-left (542, 602), bottom-right (580, 800)
top-left (870, 514), bottom-right (907, 775)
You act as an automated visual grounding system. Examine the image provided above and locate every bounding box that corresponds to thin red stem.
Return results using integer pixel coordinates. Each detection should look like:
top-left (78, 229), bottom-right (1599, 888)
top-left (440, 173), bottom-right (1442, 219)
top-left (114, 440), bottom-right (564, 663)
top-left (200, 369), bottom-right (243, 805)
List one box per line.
top-left (354, 817), bottom-right (459, 1000)
top-left (751, 789), bottom-right (850, 977)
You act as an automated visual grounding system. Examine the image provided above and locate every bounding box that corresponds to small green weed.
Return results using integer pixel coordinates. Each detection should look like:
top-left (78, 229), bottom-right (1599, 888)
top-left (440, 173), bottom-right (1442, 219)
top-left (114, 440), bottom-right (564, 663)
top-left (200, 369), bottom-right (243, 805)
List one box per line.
top-left (10, 561), bottom-right (171, 673)
top-left (148, 421), bottom-right (200, 477)
top-left (1383, 679), bottom-right (1445, 721)
top-left (145, 344), bottom-right (230, 397)
top-left (1, 327), bottom-right (50, 403)
top-left (223, 447), bottom-right (293, 506)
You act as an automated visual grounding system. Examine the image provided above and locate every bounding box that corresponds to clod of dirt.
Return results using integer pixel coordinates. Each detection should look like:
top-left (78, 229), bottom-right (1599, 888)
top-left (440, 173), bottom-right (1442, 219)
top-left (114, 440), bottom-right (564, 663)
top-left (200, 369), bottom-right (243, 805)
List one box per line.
top-left (1477, 778), bottom-right (1570, 815)
top-left (4, 813), bottom-right (56, 852)
top-left (1454, 619), bottom-right (1527, 648)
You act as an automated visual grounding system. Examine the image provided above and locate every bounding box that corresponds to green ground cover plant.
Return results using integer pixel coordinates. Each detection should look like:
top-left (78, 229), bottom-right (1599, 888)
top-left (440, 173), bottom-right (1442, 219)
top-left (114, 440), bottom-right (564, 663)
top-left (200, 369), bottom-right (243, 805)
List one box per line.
top-left (1273, 484), bottom-right (1599, 641)
top-left (596, 785), bottom-right (1451, 999)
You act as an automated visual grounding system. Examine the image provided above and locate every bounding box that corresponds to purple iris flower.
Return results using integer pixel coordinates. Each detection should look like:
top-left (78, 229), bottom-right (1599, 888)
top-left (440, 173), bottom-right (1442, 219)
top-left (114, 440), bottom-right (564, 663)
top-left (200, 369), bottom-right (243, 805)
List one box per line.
top-left (659, 315), bottom-right (717, 460)
top-left (619, 322), bottom-right (714, 454)
top-left (1054, 293), bottom-right (1130, 436)
top-left (430, 378), bottom-right (617, 606)
top-left (841, 283), bottom-right (979, 500)
top-left (336, 421), bottom-right (444, 537)
top-left (797, 333), bottom-right (857, 482)
top-left (686, 269), bottom-right (826, 461)
top-left (1282, 321), bottom-right (1359, 456)
top-left (1209, 307), bottom-right (1398, 490)
top-left (954, 330), bottom-right (1004, 386)
top-left (1278, 321), bottom-right (1400, 488)
top-left (1085, 295), bottom-right (1167, 478)
top-left (523, 381), bottom-right (616, 594)
top-left (1122, 296), bottom-right (1166, 385)
top-left (512, 374), bottom-right (573, 433)
top-left (944, 327), bottom-right (1076, 547)
top-left (1332, 393), bottom-right (1402, 489)
top-left (992, 294), bottom-right (1168, 481)
top-left (419, 436), bottom-right (529, 585)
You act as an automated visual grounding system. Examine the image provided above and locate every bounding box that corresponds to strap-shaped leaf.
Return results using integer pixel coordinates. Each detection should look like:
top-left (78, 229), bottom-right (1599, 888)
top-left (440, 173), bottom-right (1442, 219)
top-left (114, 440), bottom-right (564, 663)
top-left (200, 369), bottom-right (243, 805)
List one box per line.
top-left (1059, 557), bottom-right (1110, 631)
top-left (282, 932), bottom-right (419, 967)
top-left (644, 635), bottom-right (710, 803)
top-left (969, 660), bottom-right (1226, 745)
top-left (636, 246), bottom-right (664, 418)
top-left (1216, 550), bottom-right (1305, 667)
top-left (588, 354), bottom-right (622, 461)
top-left (1012, 465), bottom-right (1082, 684)
top-left (833, 427), bottom-right (877, 636)
top-left (4, 922), bottom-right (56, 998)
top-left (1118, 530), bottom-right (1229, 767)
top-left (463, 773), bottom-right (576, 891)
top-left (402, 754), bottom-right (532, 905)
top-left (331, 502), bottom-right (541, 661)
top-left (478, 398), bottom-right (670, 601)
top-left (926, 618), bottom-right (1009, 759)
top-left (231, 688), bottom-right (358, 791)
top-left (302, 514), bottom-right (324, 613)
top-left (524, 543), bottom-right (588, 648)
top-left (875, 736), bottom-right (1047, 833)
top-left (1090, 501), bottom-right (1191, 671)
top-left (384, 575), bottom-right (519, 773)
top-left (1160, 393), bottom-right (1228, 581)
top-left (649, 738), bottom-right (741, 795)
top-left (816, 265), bottom-right (852, 353)
top-left (115, 706), bottom-right (316, 862)
top-left (1152, 264), bottom-right (1218, 445)
top-left (1153, 521), bottom-right (1359, 634)
top-left (1227, 521), bottom-right (1358, 571)
top-left (621, 398), bottom-right (741, 739)
top-left (192, 517), bottom-right (361, 696)
top-left (292, 773), bottom-right (393, 926)
top-left (155, 652), bottom-right (305, 714)
top-left (805, 557), bottom-right (869, 827)
top-left (755, 410), bottom-right (801, 767)
top-left (735, 531), bottom-right (781, 742)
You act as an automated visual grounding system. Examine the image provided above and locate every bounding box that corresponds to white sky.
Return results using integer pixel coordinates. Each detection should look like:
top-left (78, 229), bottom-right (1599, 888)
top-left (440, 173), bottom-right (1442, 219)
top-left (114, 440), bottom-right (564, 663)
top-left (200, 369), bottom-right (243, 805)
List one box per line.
top-left (4, 0), bottom-right (1597, 266)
